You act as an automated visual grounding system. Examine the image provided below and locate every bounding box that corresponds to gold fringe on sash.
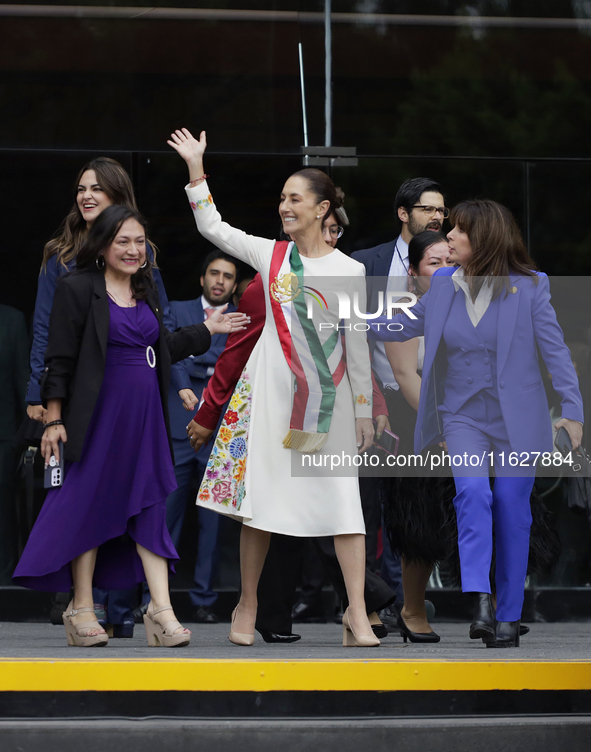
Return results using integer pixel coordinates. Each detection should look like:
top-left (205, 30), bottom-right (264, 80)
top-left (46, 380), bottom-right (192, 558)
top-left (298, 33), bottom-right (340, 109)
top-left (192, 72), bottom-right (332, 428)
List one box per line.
top-left (283, 428), bottom-right (328, 453)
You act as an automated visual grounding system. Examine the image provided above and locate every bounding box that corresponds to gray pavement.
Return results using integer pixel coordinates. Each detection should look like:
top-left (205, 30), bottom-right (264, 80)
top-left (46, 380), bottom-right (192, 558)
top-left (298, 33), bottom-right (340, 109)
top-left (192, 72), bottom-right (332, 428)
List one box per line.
top-left (0, 621), bottom-right (589, 660)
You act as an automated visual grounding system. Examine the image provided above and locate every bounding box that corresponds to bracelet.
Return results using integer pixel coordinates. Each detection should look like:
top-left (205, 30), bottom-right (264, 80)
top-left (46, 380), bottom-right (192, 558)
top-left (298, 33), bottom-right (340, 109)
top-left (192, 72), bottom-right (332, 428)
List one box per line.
top-left (44, 419), bottom-right (64, 429)
top-left (188, 174), bottom-right (210, 187)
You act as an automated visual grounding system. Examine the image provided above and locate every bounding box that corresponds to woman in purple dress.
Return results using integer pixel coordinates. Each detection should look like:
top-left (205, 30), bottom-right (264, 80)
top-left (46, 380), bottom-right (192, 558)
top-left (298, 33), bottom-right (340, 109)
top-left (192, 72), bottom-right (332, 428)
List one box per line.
top-left (14, 206), bottom-right (248, 647)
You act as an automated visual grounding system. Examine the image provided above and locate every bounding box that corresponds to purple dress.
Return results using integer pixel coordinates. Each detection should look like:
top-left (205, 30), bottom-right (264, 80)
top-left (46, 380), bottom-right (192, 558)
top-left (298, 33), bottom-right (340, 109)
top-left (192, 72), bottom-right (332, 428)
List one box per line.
top-left (14, 299), bottom-right (178, 591)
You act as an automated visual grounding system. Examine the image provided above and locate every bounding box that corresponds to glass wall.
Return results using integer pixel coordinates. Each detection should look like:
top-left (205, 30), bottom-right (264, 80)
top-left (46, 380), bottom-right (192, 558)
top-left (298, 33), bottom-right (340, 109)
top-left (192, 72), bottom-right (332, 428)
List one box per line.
top-left (3, 1), bottom-right (591, 601)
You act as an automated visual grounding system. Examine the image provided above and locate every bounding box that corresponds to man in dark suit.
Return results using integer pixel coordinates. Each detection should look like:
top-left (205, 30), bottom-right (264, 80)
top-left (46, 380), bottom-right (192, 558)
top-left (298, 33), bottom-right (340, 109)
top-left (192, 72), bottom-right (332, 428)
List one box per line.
top-left (351, 177), bottom-right (447, 624)
top-left (0, 305), bottom-right (29, 583)
top-left (158, 251), bottom-right (238, 623)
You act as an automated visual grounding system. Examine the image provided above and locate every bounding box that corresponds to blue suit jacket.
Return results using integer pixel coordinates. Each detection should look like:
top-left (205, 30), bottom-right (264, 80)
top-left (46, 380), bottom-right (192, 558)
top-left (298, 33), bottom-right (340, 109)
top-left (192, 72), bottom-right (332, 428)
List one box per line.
top-left (369, 267), bottom-right (584, 454)
top-left (164, 297), bottom-right (236, 441)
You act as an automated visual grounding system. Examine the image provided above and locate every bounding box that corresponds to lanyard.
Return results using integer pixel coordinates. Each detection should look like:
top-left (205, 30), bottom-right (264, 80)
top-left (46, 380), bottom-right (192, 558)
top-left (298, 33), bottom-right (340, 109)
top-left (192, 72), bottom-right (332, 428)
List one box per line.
top-left (394, 239), bottom-right (409, 274)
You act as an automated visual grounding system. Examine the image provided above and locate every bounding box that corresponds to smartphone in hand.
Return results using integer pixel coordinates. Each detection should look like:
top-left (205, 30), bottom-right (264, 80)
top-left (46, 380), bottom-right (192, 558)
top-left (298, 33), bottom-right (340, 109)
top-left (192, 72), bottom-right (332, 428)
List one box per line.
top-left (44, 440), bottom-right (64, 488)
top-left (373, 428), bottom-right (400, 457)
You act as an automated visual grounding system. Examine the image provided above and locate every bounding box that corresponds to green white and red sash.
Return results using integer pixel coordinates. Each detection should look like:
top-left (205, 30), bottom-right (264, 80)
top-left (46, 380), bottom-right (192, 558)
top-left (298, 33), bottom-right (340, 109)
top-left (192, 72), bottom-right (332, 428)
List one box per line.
top-left (269, 241), bottom-right (345, 452)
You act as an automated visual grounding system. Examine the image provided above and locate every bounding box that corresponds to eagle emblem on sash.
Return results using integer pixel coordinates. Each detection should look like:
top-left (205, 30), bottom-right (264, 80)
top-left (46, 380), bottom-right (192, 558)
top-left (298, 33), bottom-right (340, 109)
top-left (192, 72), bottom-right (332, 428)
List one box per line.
top-left (270, 272), bottom-right (301, 304)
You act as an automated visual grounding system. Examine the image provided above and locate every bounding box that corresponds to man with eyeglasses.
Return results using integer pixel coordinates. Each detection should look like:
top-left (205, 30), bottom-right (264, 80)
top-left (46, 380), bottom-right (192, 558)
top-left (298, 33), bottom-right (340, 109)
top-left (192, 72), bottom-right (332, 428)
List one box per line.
top-left (351, 176), bottom-right (448, 630)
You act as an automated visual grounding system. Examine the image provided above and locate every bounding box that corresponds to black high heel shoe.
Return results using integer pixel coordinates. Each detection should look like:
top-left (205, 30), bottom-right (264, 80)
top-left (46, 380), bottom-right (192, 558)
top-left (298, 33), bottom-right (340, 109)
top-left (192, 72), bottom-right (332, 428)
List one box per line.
top-left (396, 612), bottom-right (440, 644)
top-left (469, 593), bottom-right (495, 644)
top-left (486, 620), bottom-right (520, 648)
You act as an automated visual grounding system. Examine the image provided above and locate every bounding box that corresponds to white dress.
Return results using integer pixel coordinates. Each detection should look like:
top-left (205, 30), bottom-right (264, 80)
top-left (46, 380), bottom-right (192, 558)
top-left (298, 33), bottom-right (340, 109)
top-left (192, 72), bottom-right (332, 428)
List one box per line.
top-left (187, 181), bottom-right (373, 536)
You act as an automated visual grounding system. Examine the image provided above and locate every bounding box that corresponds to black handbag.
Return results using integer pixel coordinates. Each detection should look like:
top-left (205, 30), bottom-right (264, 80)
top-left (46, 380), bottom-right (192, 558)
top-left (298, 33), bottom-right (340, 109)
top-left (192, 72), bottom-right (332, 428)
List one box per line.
top-left (14, 415), bottom-right (45, 447)
top-left (554, 426), bottom-right (591, 520)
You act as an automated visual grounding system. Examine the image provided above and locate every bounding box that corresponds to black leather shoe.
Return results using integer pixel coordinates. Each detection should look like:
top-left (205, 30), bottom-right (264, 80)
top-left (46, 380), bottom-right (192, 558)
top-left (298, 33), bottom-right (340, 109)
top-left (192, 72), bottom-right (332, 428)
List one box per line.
top-left (520, 624), bottom-right (530, 636)
top-left (133, 601), bottom-right (149, 624)
top-left (378, 605), bottom-right (398, 630)
top-left (486, 620), bottom-right (520, 648)
top-left (470, 593), bottom-right (495, 643)
top-left (49, 592), bottom-right (72, 625)
top-left (396, 612), bottom-right (440, 644)
top-left (257, 630), bottom-right (302, 644)
top-left (371, 623), bottom-right (388, 639)
top-left (193, 606), bottom-right (219, 624)
top-left (110, 620), bottom-right (134, 638)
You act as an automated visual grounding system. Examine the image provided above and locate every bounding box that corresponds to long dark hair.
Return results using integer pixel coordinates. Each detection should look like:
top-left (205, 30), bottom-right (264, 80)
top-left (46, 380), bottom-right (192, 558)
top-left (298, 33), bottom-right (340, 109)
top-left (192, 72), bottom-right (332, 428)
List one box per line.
top-left (75, 205), bottom-right (153, 300)
top-left (41, 157), bottom-right (139, 271)
top-left (449, 199), bottom-right (538, 298)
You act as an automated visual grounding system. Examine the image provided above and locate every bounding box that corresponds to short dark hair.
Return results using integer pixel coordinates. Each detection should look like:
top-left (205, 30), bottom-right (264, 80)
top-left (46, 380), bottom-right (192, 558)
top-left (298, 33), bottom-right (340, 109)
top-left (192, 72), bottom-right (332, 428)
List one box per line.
top-left (75, 205), bottom-right (153, 300)
top-left (408, 231), bottom-right (448, 272)
top-left (201, 250), bottom-right (238, 279)
top-left (395, 177), bottom-right (444, 213)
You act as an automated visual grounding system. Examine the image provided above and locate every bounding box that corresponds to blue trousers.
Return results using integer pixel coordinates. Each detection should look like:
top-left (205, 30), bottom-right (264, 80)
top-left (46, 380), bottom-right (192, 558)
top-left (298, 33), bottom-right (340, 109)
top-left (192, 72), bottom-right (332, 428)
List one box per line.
top-left (92, 586), bottom-right (135, 624)
top-left (442, 393), bottom-right (534, 622)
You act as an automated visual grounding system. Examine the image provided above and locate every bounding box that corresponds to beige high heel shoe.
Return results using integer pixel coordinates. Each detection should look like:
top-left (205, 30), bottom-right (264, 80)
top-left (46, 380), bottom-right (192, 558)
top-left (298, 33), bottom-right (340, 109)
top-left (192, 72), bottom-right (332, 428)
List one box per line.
top-left (143, 604), bottom-right (191, 648)
top-left (63, 601), bottom-right (109, 647)
top-left (342, 608), bottom-right (380, 648)
top-left (228, 606), bottom-right (255, 646)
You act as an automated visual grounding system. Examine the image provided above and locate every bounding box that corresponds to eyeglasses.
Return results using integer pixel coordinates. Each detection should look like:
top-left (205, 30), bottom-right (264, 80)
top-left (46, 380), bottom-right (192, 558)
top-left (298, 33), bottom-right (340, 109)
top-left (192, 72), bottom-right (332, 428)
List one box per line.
top-left (323, 225), bottom-right (344, 239)
top-left (412, 205), bottom-right (450, 219)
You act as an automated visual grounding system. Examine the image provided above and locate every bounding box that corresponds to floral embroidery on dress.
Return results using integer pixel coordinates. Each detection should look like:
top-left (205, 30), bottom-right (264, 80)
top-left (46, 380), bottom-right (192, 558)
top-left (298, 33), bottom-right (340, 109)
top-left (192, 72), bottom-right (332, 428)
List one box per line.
top-left (198, 370), bottom-right (252, 512)
top-left (354, 394), bottom-right (371, 406)
top-left (190, 194), bottom-right (214, 211)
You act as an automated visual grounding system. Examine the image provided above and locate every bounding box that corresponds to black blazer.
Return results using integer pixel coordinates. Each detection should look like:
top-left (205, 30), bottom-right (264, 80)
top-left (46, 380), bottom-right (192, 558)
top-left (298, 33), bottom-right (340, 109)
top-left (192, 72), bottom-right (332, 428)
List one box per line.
top-left (41, 270), bottom-right (211, 462)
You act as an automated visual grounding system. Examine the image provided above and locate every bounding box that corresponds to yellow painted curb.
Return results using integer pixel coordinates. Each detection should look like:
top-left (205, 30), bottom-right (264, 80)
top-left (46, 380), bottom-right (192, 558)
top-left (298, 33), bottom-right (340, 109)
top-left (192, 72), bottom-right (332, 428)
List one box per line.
top-left (0, 660), bottom-right (590, 692)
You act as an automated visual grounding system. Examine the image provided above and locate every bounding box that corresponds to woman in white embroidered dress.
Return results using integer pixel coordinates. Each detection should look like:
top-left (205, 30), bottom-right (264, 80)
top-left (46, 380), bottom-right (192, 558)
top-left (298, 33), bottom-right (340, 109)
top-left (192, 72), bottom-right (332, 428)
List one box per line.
top-left (169, 128), bottom-right (378, 647)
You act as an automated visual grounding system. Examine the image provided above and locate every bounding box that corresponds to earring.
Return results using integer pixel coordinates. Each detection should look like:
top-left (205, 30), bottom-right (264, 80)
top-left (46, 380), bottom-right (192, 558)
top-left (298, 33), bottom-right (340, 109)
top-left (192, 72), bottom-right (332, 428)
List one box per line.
top-left (317, 215), bottom-right (321, 219)
top-left (96, 256), bottom-right (105, 270)
top-left (140, 261), bottom-right (148, 269)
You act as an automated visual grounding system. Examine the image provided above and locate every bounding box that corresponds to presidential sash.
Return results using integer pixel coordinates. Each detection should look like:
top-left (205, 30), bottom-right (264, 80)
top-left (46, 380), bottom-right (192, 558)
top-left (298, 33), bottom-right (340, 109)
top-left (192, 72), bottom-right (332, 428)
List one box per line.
top-left (269, 241), bottom-right (345, 452)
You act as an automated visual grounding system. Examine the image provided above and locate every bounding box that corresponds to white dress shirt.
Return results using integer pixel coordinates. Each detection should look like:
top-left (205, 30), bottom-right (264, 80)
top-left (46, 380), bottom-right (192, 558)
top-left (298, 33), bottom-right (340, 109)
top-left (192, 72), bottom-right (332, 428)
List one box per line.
top-left (373, 236), bottom-right (410, 390)
top-left (451, 268), bottom-right (494, 327)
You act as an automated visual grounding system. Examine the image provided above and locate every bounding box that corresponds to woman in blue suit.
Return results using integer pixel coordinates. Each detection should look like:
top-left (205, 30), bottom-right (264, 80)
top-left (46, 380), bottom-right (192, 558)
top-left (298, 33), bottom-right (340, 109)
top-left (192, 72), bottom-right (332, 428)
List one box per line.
top-left (369, 200), bottom-right (583, 647)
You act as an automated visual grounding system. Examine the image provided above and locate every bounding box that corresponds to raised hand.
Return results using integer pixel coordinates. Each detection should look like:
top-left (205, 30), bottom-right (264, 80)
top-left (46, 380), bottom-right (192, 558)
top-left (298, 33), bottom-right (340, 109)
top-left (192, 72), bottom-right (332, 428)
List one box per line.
top-left (167, 128), bottom-right (206, 167)
top-left (204, 306), bottom-right (250, 335)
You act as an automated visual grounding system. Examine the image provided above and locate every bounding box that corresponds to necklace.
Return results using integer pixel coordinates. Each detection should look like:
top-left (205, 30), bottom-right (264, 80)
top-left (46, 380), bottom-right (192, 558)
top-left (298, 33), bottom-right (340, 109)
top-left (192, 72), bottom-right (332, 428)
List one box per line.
top-left (106, 287), bottom-right (135, 308)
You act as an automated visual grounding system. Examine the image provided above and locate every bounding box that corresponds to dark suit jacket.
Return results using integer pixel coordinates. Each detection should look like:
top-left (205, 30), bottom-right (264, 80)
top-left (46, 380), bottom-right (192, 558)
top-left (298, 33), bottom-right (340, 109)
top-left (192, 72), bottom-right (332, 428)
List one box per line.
top-left (0, 305), bottom-right (29, 441)
top-left (351, 240), bottom-right (397, 313)
top-left (41, 270), bottom-right (211, 462)
top-left (164, 297), bottom-right (235, 441)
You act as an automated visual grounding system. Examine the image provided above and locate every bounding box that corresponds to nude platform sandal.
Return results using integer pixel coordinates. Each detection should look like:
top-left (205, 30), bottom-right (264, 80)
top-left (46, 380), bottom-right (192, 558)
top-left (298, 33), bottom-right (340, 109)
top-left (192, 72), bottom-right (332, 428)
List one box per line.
top-left (62, 601), bottom-right (109, 647)
top-left (143, 604), bottom-right (191, 648)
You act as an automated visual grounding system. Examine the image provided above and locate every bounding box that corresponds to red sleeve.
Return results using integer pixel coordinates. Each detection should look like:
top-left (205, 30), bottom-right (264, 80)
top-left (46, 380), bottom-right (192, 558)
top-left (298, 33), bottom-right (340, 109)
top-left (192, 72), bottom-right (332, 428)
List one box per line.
top-left (194, 274), bottom-right (265, 430)
top-left (371, 369), bottom-right (388, 419)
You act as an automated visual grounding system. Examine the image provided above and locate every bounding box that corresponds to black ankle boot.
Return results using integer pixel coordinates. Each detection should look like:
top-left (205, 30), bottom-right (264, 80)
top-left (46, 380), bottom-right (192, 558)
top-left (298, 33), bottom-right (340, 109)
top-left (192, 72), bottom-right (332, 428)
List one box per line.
top-left (469, 593), bottom-right (495, 643)
top-left (487, 620), bottom-right (520, 648)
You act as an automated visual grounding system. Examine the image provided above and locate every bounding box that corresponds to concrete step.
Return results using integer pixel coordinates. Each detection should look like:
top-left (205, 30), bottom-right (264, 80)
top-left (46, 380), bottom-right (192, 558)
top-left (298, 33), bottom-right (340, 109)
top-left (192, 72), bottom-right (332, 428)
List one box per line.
top-left (1, 716), bottom-right (591, 752)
